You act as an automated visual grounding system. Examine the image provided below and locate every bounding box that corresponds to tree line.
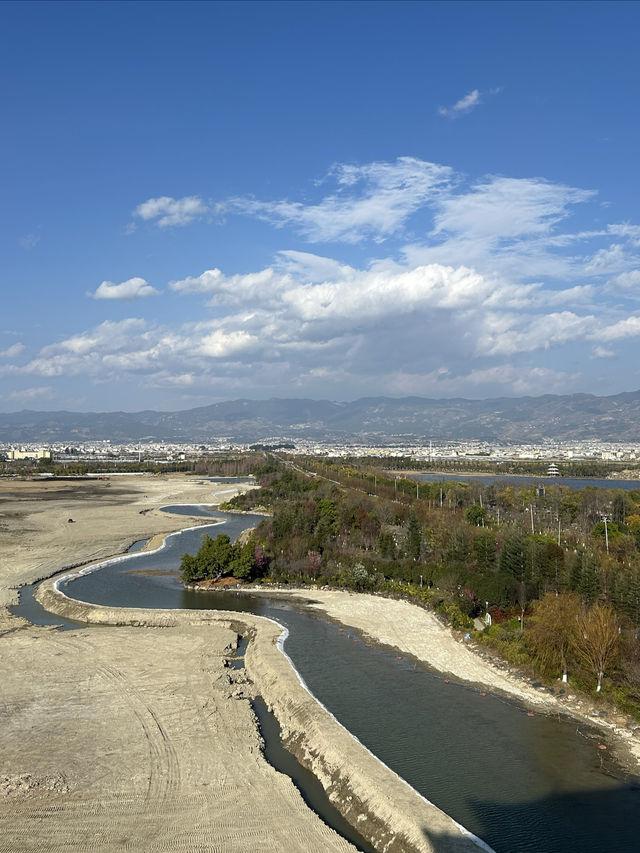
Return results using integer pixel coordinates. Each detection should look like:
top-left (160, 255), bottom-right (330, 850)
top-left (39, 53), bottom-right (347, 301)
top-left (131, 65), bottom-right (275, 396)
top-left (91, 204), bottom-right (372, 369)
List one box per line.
top-left (184, 454), bottom-right (640, 710)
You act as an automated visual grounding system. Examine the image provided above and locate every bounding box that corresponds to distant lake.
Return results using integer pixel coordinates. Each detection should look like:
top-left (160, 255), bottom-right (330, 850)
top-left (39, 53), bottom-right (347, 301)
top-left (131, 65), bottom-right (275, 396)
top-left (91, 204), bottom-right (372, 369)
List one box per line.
top-left (408, 472), bottom-right (640, 491)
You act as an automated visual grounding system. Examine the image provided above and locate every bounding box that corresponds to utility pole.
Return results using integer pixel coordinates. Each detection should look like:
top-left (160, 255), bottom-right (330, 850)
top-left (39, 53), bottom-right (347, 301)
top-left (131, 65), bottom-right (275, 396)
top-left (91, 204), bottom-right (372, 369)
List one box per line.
top-left (530, 504), bottom-right (535, 534)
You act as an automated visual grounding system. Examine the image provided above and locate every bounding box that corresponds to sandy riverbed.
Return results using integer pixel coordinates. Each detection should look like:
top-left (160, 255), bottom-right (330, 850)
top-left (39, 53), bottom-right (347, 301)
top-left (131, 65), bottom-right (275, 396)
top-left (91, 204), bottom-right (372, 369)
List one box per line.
top-left (1, 474), bottom-right (490, 853)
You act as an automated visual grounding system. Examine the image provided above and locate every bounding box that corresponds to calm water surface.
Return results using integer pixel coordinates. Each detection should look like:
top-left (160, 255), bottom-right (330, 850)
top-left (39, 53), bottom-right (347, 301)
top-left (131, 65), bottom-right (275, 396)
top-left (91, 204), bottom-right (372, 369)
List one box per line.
top-left (412, 472), bottom-right (640, 491)
top-left (51, 504), bottom-right (640, 853)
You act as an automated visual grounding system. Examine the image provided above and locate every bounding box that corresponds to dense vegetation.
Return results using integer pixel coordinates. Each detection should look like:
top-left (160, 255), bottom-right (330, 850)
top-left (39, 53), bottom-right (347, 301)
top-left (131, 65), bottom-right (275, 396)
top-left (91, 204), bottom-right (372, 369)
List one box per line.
top-left (1, 451), bottom-right (262, 477)
top-left (184, 454), bottom-right (640, 714)
top-left (180, 533), bottom-right (267, 583)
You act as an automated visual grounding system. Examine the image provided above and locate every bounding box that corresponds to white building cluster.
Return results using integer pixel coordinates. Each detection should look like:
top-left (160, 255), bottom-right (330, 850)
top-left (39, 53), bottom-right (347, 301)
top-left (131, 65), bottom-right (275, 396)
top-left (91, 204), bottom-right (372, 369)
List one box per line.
top-left (2, 438), bottom-right (640, 465)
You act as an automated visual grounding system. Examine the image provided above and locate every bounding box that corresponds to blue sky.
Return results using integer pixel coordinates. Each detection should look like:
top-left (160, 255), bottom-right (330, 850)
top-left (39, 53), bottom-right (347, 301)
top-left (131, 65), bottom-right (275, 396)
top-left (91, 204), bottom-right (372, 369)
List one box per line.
top-left (3, 0), bottom-right (640, 412)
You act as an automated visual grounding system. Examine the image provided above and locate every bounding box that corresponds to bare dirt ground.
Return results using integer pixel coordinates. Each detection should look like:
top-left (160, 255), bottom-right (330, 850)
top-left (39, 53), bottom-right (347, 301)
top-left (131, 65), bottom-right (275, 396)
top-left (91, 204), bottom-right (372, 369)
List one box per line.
top-left (0, 475), bottom-right (359, 853)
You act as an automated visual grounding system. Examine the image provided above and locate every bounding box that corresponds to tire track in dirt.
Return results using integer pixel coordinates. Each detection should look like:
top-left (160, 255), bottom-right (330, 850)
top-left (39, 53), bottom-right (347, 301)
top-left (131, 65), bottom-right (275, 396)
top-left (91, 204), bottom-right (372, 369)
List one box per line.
top-left (48, 632), bottom-right (181, 807)
top-left (95, 662), bottom-right (181, 806)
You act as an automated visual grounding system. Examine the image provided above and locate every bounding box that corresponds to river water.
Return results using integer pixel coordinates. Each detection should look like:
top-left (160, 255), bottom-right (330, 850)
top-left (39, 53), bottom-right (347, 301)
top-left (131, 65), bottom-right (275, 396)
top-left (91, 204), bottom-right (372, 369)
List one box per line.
top-left (412, 473), bottom-right (640, 491)
top-left (29, 501), bottom-right (638, 853)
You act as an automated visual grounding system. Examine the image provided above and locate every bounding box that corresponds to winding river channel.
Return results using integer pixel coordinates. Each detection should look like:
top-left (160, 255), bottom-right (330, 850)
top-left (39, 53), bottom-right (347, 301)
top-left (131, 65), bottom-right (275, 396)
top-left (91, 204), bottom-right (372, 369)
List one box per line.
top-left (16, 482), bottom-right (640, 853)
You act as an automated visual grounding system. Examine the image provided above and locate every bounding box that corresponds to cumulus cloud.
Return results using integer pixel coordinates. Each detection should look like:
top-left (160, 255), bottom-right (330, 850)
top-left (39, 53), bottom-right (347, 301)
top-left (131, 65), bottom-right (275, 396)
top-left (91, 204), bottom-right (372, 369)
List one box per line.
top-left (0, 342), bottom-right (25, 358)
top-left (585, 244), bottom-right (631, 275)
top-left (21, 157), bottom-right (640, 402)
top-left (11, 249), bottom-right (640, 400)
top-left (607, 269), bottom-right (640, 295)
top-left (597, 316), bottom-right (640, 342)
top-left (593, 346), bottom-right (615, 358)
top-left (200, 329), bottom-right (259, 357)
top-left (91, 277), bottom-right (160, 300)
top-left (133, 195), bottom-right (208, 227)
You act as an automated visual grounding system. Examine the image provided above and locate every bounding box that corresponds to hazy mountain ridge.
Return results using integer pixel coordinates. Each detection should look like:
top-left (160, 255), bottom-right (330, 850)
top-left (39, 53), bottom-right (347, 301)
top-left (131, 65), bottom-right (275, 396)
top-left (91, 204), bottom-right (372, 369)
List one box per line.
top-left (2, 390), bottom-right (640, 443)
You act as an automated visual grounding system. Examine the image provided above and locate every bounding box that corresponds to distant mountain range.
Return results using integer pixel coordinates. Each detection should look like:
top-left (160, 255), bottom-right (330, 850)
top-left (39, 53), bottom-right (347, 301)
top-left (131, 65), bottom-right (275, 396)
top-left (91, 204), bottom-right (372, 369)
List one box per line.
top-left (2, 390), bottom-right (640, 444)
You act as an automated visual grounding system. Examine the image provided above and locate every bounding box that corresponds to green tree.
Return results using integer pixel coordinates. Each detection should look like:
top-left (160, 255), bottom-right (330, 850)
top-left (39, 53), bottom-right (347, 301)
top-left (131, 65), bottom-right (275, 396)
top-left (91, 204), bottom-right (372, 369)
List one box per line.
top-left (377, 530), bottom-right (397, 560)
top-left (473, 529), bottom-right (497, 572)
top-left (405, 508), bottom-right (422, 561)
top-left (466, 504), bottom-right (487, 527)
top-left (180, 553), bottom-right (202, 584)
top-left (230, 539), bottom-right (256, 581)
top-left (499, 527), bottom-right (527, 581)
top-left (199, 534), bottom-right (234, 579)
top-left (568, 547), bottom-right (602, 605)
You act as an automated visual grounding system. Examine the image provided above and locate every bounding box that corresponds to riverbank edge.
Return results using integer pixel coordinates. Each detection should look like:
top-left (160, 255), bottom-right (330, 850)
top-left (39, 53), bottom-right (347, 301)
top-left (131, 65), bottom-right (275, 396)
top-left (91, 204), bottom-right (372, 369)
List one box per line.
top-left (34, 571), bottom-right (492, 853)
top-left (209, 584), bottom-right (640, 778)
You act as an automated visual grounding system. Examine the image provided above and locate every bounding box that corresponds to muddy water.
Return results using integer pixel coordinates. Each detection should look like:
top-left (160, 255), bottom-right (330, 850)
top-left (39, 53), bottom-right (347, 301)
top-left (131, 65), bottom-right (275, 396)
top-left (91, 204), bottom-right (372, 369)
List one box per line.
top-left (19, 506), bottom-right (640, 853)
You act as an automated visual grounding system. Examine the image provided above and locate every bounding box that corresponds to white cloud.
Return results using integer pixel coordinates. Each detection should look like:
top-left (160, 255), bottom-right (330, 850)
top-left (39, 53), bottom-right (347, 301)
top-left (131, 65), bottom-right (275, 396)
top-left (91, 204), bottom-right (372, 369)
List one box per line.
top-left (608, 223), bottom-right (640, 245)
top-left (133, 195), bottom-right (208, 227)
top-left (438, 88), bottom-right (482, 118)
top-left (200, 329), bottom-right (259, 358)
top-left (584, 244), bottom-right (631, 275)
top-left (275, 250), bottom-right (355, 282)
top-left (12, 244), bottom-right (640, 398)
top-left (478, 311), bottom-right (597, 357)
top-left (433, 176), bottom-right (595, 239)
top-left (225, 157), bottom-right (453, 243)
top-left (21, 157), bottom-right (640, 402)
top-left (597, 316), bottom-right (640, 342)
top-left (8, 386), bottom-right (53, 402)
top-left (0, 342), bottom-right (25, 358)
top-left (607, 269), bottom-right (640, 294)
top-left (593, 346), bottom-right (615, 358)
top-left (171, 266), bottom-right (288, 302)
top-left (437, 87), bottom-right (502, 119)
top-left (91, 277), bottom-right (160, 300)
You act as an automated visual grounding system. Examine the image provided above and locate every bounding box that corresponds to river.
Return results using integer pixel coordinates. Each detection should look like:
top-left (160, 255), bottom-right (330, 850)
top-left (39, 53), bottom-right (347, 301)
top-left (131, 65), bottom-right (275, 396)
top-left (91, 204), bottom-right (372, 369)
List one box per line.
top-left (16, 495), bottom-right (638, 853)
top-left (411, 473), bottom-right (640, 491)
